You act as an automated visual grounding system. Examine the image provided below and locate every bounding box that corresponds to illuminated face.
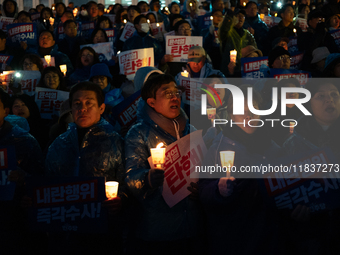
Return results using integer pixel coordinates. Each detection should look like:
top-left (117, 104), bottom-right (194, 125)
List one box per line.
top-left (147, 82), bottom-right (181, 119)
top-left (171, 4), bottom-right (180, 14)
top-left (81, 49), bottom-right (94, 67)
top-left (148, 15), bottom-right (156, 23)
top-left (23, 58), bottom-right (39, 71)
top-left (88, 3), bottom-right (99, 18)
top-left (100, 20), bottom-right (110, 29)
top-left (246, 3), bottom-right (258, 17)
top-left (42, 10), bottom-right (51, 20)
top-left (177, 23), bottom-right (191, 36)
top-left (281, 6), bottom-right (294, 23)
top-left (212, 11), bottom-right (223, 26)
top-left (61, 12), bottom-right (74, 23)
top-left (6, 1), bottom-right (15, 13)
top-left (139, 3), bottom-right (149, 13)
top-left (93, 30), bottom-right (106, 44)
top-left (44, 72), bottom-right (60, 90)
top-left (72, 90), bottom-right (105, 128)
top-left (152, 1), bottom-right (161, 12)
top-left (56, 4), bottom-right (65, 16)
top-left (92, 76), bottom-right (108, 90)
top-left (65, 22), bottom-right (77, 37)
top-left (330, 15), bottom-right (340, 29)
top-left (311, 83), bottom-right (340, 126)
top-left (39, 31), bottom-right (55, 48)
top-left (17, 14), bottom-right (31, 23)
top-left (235, 13), bottom-right (245, 28)
top-left (276, 40), bottom-right (288, 50)
top-left (272, 54), bottom-right (291, 69)
top-left (213, 0), bottom-right (224, 12)
top-left (12, 99), bottom-right (30, 119)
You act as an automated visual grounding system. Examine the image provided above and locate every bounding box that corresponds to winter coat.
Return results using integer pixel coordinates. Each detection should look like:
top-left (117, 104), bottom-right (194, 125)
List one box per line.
top-left (57, 36), bottom-right (87, 67)
top-left (68, 65), bottom-right (92, 86)
top-left (45, 118), bottom-right (125, 183)
top-left (243, 14), bottom-right (268, 52)
top-left (122, 31), bottom-right (164, 66)
top-left (124, 102), bottom-right (204, 241)
top-left (199, 125), bottom-right (283, 254)
top-left (219, 15), bottom-right (257, 76)
top-left (203, 25), bottom-right (222, 69)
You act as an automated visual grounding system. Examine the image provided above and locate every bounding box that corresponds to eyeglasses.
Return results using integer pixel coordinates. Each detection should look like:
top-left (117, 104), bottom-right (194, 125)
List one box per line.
top-left (162, 89), bottom-right (182, 99)
top-left (179, 28), bottom-right (192, 32)
top-left (278, 55), bottom-right (291, 61)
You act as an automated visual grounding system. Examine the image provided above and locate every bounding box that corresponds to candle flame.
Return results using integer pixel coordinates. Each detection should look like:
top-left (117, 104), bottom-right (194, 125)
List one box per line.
top-left (156, 23), bottom-right (159, 27)
top-left (210, 16), bottom-right (213, 20)
top-left (124, 19), bottom-right (127, 23)
top-left (190, 3), bottom-right (193, 6)
top-left (243, 2), bottom-right (246, 6)
top-left (156, 143), bottom-right (164, 148)
top-left (293, 28), bottom-right (296, 33)
top-left (274, 13), bottom-right (277, 17)
top-left (147, 19), bottom-right (150, 23)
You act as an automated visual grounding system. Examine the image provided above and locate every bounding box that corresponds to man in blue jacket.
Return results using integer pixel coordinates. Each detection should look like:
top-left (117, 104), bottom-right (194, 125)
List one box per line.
top-left (124, 74), bottom-right (206, 254)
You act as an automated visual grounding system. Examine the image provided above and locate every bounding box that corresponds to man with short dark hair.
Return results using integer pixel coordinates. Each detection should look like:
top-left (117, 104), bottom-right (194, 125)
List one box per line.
top-left (125, 74), bottom-right (204, 254)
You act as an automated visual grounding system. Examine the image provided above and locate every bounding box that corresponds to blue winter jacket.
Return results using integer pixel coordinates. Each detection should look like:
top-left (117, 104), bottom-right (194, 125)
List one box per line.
top-left (45, 118), bottom-right (125, 183)
top-left (243, 14), bottom-right (268, 52)
top-left (68, 65), bottom-right (92, 86)
top-left (124, 103), bottom-right (204, 241)
top-left (122, 31), bottom-right (164, 66)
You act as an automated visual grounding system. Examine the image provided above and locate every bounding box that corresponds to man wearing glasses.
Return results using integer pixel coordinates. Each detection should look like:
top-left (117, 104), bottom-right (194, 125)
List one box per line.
top-left (268, 46), bottom-right (291, 69)
top-left (124, 73), bottom-right (204, 254)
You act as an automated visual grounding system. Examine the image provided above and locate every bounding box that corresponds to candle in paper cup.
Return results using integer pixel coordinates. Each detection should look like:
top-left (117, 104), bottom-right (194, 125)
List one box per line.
top-left (44, 55), bottom-right (51, 66)
top-left (260, 14), bottom-right (265, 20)
top-left (220, 151), bottom-right (235, 178)
top-left (150, 143), bottom-right (166, 169)
top-left (290, 122), bottom-right (295, 134)
top-left (105, 181), bottom-right (119, 199)
top-left (124, 19), bottom-right (127, 23)
top-left (181, 70), bottom-right (189, 77)
top-left (207, 108), bottom-right (216, 120)
top-left (104, 8), bottom-right (107, 13)
top-left (165, 7), bottom-right (169, 11)
top-left (73, 8), bottom-right (78, 17)
top-left (230, 49), bottom-right (237, 63)
top-left (49, 17), bottom-right (54, 25)
top-left (43, 19), bottom-right (46, 23)
top-left (210, 16), bottom-right (213, 20)
top-left (156, 23), bottom-right (159, 27)
top-left (190, 2), bottom-right (193, 6)
top-left (147, 19), bottom-right (150, 23)
top-left (292, 1), bottom-right (296, 5)
top-left (52, 6), bottom-right (55, 10)
top-left (60, 65), bottom-right (67, 76)
top-left (274, 13), bottom-right (277, 17)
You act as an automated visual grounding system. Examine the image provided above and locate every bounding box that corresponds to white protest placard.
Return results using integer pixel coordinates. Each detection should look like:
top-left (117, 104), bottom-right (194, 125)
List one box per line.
top-left (148, 130), bottom-right (207, 208)
top-left (150, 22), bottom-right (165, 41)
top-left (179, 77), bottom-right (203, 109)
top-left (264, 16), bottom-right (281, 29)
top-left (0, 17), bottom-right (14, 31)
top-left (41, 57), bottom-right (56, 68)
top-left (81, 42), bottom-right (114, 62)
top-left (119, 22), bottom-right (135, 42)
top-left (35, 87), bottom-right (69, 119)
top-left (296, 18), bottom-right (308, 32)
top-left (119, 48), bottom-right (154, 80)
top-left (3, 70), bottom-right (41, 96)
top-left (166, 35), bottom-right (203, 62)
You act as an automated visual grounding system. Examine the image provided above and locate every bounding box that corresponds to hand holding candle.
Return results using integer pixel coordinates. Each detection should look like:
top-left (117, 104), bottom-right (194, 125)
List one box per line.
top-left (220, 151), bottom-right (235, 178)
top-left (105, 181), bottom-right (119, 199)
top-left (44, 55), bottom-right (51, 66)
top-left (150, 142), bottom-right (166, 169)
top-left (181, 70), bottom-right (189, 77)
top-left (230, 49), bottom-right (237, 63)
top-left (49, 17), bottom-right (54, 26)
top-left (73, 8), bottom-right (78, 17)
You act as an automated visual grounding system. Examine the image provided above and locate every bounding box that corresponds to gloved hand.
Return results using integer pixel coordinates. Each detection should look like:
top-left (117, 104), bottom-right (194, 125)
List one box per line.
top-left (218, 177), bottom-right (236, 197)
top-left (146, 169), bottom-right (165, 188)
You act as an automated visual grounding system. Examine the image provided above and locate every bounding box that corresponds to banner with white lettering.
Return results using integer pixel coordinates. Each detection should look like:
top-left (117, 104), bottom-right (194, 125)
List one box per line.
top-left (119, 48), bottom-right (154, 80)
top-left (329, 29), bottom-right (340, 49)
top-left (259, 148), bottom-right (340, 213)
top-left (80, 21), bottom-right (95, 40)
top-left (6, 23), bottom-right (38, 48)
top-left (0, 146), bottom-right (16, 201)
top-left (0, 17), bottom-right (14, 31)
top-left (35, 87), bottom-right (69, 119)
top-left (111, 90), bottom-right (140, 128)
top-left (119, 22), bottom-right (135, 42)
top-left (166, 35), bottom-right (203, 62)
top-left (241, 56), bottom-right (269, 79)
top-left (147, 130), bottom-right (207, 208)
top-left (81, 42), bottom-right (115, 62)
top-left (26, 176), bottom-right (108, 233)
top-left (270, 68), bottom-right (311, 85)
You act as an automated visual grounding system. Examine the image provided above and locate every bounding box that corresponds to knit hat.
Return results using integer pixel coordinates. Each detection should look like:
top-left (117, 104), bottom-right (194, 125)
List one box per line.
top-left (241, 45), bottom-right (263, 58)
top-left (268, 46), bottom-right (291, 68)
top-left (89, 63), bottom-right (113, 82)
top-left (324, 53), bottom-right (340, 70)
top-left (311, 47), bottom-right (330, 64)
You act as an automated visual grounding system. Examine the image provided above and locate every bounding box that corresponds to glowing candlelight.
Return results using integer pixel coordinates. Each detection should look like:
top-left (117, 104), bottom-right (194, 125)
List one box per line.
top-left (165, 7), bottom-right (168, 11)
top-left (43, 19), bottom-right (46, 23)
top-left (243, 2), bottom-right (246, 6)
top-left (73, 8), bottom-right (78, 17)
top-left (293, 28), bottom-right (297, 36)
top-left (59, 64), bottom-right (67, 76)
top-left (104, 8), bottom-right (107, 12)
top-left (260, 14), bottom-right (265, 20)
top-left (105, 181), bottom-right (119, 199)
top-left (181, 70), bottom-right (189, 77)
top-left (44, 55), bottom-right (51, 66)
top-left (147, 19), bottom-right (150, 23)
top-left (292, 1), bottom-right (296, 5)
top-left (156, 22), bottom-right (159, 27)
top-left (150, 143), bottom-right (166, 169)
top-left (117, 51), bottom-right (121, 55)
top-left (220, 151), bottom-right (235, 178)
top-left (124, 19), bottom-right (127, 23)
top-left (230, 49), bottom-right (237, 63)
top-left (49, 17), bottom-right (54, 26)
top-left (275, 13), bottom-right (277, 17)
top-left (190, 2), bottom-right (193, 7)
top-left (210, 16), bottom-right (213, 20)
top-left (52, 6), bottom-right (55, 10)
top-left (290, 122), bottom-right (295, 134)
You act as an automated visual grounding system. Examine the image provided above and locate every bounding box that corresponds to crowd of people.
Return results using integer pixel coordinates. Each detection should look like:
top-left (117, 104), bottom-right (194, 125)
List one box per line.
top-left (1, 0), bottom-right (340, 254)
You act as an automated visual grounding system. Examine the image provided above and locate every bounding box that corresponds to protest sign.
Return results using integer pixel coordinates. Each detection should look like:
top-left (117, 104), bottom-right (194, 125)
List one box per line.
top-left (0, 146), bottom-right (16, 201)
top-left (119, 48), bottom-right (154, 80)
top-left (105, 28), bottom-right (117, 44)
top-left (148, 130), bottom-right (207, 208)
top-left (119, 22), bottom-right (135, 42)
top-left (0, 54), bottom-right (13, 72)
top-left (41, 57), bottom-right (56, 68)
top-left (263, 16), bottom-right (281, 28)
top-left (197, 14), bottom-right (212, 31)
top-left (150, 22), bottom-right (165, 41)
top-left (26, 176), bottom-right (108, 233)
top-left (329, 29), bottom-right (340, 49)
top-left (296, 18), bottom-right (308, 32)
top-left (179, 77), bottom-right (203, 109)
top-left (270, 68), bottom-right (311, 85)
top-left (259, 148), bottom-right (340, 213)
top-left (56, 22), bottom-right (82, 43)
top-left (81, 42), bottom-right (115, 62)
top-left (7, 23), bottom-right (38, 48)
top-left (80, 21), bottom-right (95, 40)
top-left (288, 36), bottom-right (299, 55)
top-left (0, 17), bottom-right (14, 31)
top-left (35, 87), bottom-right (69, 119)
top-left (166, 35), bottom-right (203, 62)
top-left (290, 51), bottom-right (304, 69)
top-left (111, 90), bottom-right (141, 128)
top-left (241, 57), bottom-right (269, 79)
top-left (3, 70), bottom-right (41, 96)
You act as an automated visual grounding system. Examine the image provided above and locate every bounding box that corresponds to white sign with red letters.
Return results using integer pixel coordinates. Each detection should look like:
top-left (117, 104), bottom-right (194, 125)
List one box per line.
top-left (165, 35), bottom-right (203, 62)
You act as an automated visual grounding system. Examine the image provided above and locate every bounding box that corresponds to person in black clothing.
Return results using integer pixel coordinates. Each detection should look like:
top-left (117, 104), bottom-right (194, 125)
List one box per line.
top-left (0, 30), bottom-right (25, 70)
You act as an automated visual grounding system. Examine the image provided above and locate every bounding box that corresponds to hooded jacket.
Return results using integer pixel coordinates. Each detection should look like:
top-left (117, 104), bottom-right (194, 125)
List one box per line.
top-left (1, 0), bottom-right (18, 18)
top-left (45, 118), bottom-right (125, 183)
top-left (124, 102), bottom-right (204, 241)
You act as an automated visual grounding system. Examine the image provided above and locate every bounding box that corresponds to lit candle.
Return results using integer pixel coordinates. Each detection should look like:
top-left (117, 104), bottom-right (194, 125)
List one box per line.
top-left (292, 1), bottom-right (296, 5)
top-left (150, 142), bottom-right (166, 169)
top-left (181, 70), bottom-right (189, 77)
top-left (156, 22), bottom-right (159, 27)
top-left (44, 55), bottom-right (51, 66)
top-left (290, 122), bottom-right (295, 134)
top-left (190, 2), bottom-right (193, 7)
top-left (117, 51), bottom-right (121, 55)
top-left (147, 19), bottom-right (150, 23)
top-left (73, 8), bottom-right (78, 17)
top-left (124, 19), bottom-right (127, 24)
top-left (52, 6), bottom-right (55, 10)
top-left (230, 49), bottom-right (237, 63)
top-left (59, 64), bottom-right (67, 76)
top-left (43, 19), bottom-right (46, 23)
top-left (49, 17), bottom-right (54, 26)
top-left (104, 8), bottom-right (107, 13)
top-left (210, 16), bottom-right (213, 20)
top-left (220, 151), bottom-right (235, 178)
top-left (243, 2), bottom-right (246, 6)
top-left (260, 14), bottom-right (265, 20)
top-left (274, 13), bottom-right (277, 17)
top-left (165, 7), bottom-right (169, 11)
top-left (105, 181), bottom-right (119, 199)
top-left (293, 28), bottom-right (297, 36)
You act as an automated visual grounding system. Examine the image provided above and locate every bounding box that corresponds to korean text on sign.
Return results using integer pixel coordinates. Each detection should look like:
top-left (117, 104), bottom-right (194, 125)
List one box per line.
top-left (165, 35), bottom-right (203, 62)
